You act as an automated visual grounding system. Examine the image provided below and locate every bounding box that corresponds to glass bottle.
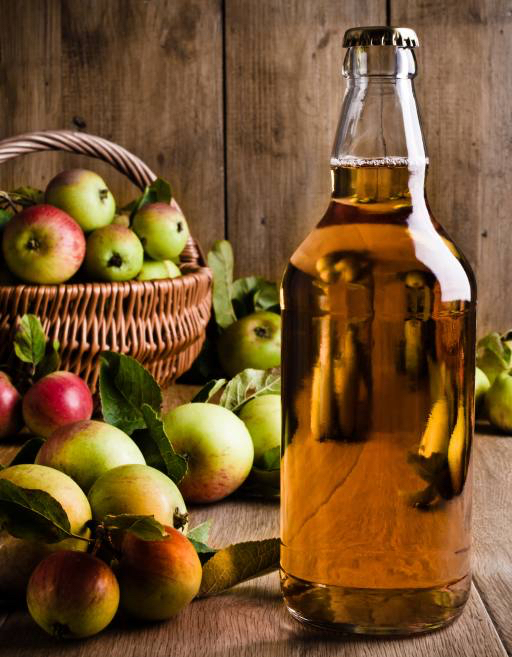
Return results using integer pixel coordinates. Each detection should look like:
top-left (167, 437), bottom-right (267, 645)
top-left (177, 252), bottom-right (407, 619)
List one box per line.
top-left (280, 26), bottom-right (476, 635)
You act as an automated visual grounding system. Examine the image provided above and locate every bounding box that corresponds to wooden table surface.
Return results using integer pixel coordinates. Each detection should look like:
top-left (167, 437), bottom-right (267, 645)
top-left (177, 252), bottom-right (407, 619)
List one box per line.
top-left (0, 388), bottom-right (510, 657)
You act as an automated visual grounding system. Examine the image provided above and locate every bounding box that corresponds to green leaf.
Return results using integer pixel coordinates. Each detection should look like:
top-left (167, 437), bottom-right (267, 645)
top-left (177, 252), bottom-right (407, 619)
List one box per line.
top-left (11, 186), bottom-right (44, 206)
top-left (128, 178), bottom-right (173, 219)
top-left (253, 281), bottom-right (280, 313)
top-left (35, 340), bottom-right (60, 380)
top-left (259, 446), bottom-right (280, 470)
top-left (0, 208), bottom-right (11, 232)
top-left (131, 405), bottom-right (188, 485)
top-left (207, 240), bottom-right (237, 330)
top-left (187, 521), bottom-right (217, 561)
top-left (99, 352), bottom-right (162, 435)
top-left (102, 513), bottom-right (167, 541)
top-left (477, 332), bottom-right (512, 369)
top-left (191, 378), bottom-right (227, 403)
top-left (219, 369), bottom-right (281, 413)
top-left (0, 479), bottom-right (81, 543)
top-left (13, 315), bottom-right (47, 367)
top-left (9, 437), bottom-right (45, 466)
top-left (231, 276), bottom-right (264, 317)
top-left (198, 538), bottom-right (280, 597)
top-left (239, 467), bottom-right (280, 499)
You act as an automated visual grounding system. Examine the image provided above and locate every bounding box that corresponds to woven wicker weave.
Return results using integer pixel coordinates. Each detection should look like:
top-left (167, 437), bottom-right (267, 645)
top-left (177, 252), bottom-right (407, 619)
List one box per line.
top-left (0, 130), bottom-right (212, 391)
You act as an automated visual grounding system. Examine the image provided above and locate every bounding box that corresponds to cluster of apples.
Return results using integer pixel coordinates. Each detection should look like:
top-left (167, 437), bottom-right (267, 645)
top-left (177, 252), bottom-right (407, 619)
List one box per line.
top-left (0, 367), bottom-right (281, 638)
top-left (1, 169), bottom-right (189, 285)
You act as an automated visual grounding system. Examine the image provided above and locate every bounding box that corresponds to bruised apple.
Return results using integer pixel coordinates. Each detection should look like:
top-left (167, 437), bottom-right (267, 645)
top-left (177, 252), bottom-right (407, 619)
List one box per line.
top-left (164, 403), bottom-right (254, 503)
top-left (88, 464), bottom-right (187, 529)
top-left (119, 528), bottom-right (201, 621)
top-left (23, 371), bottom-right (93, 438)
top-left (36, 420), bottom-right (146, 492)
top-left (27, 551), bottom-right (119, 639)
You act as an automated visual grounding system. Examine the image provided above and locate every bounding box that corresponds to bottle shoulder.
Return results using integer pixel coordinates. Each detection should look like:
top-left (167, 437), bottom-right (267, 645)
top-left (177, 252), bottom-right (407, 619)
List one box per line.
top-left (284, 201), bottom-right (476, 309)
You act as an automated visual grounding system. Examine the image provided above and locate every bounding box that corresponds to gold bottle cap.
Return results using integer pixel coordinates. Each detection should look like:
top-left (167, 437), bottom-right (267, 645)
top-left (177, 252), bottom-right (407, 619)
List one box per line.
top-left (343, 26), bottom-right (419, 48)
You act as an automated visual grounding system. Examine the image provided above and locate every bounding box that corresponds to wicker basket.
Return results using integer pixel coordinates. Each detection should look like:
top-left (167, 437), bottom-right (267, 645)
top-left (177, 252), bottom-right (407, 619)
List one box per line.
top-left (0, 130), bottom-right (212, 391)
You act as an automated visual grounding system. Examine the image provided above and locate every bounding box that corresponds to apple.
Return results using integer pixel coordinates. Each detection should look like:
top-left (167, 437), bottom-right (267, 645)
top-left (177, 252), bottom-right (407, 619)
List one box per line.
top-left (45, 169), bottom-right (116, 232)
top-left (164, 403), bottom-right (254, 503)
top-left (119, 527), bottom-right (201, 621)
top-left (2, 205), bottom-right (86, 284)
top-left (0, 464), bottom-right (92, 551)
top-left (238, 394), bottom-right (281, 466)
top-left (85, 225), bottom-right (144, 281)
top-left (217, 311), bottom-right (281, 377)
top-left (0, 372), bottom-right (22, 440)
top-left (36, 420), bottom-right (146, 492)
top-left (136, 259), bottom-right (181, 281)
top-left (112, 213), bottom-right (130, 228)
top-left (27, 551), bottom-right (119, 639)
top-left (23, 371), bottom-right (93, 439)
top-left (88, 464), bottom-right (188, 529)
top-left (485, 371), bottom-right (512, 433)
top-left (475, 366), bottom-right (490, 415)
top-left (132, 202), bottom-right (189, 260)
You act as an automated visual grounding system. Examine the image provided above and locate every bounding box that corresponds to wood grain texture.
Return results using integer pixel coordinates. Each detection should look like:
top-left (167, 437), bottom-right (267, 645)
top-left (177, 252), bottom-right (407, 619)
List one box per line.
top-left (473, 431), bottom-right (512, 654)
top-left (0, 0), bottom-right (224, 252)
top-left (390, 0), bottom-right (512, 334)
top-left (0, 424), bottom-right (510, 655)
top-left (224, 0), bottom-right (386, 281)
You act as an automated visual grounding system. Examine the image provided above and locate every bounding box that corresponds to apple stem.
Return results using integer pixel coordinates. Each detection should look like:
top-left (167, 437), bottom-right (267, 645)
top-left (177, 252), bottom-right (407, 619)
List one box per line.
top-left (254, 327), bottom-right (268, 338)
top-left (99, 188), bottom-right (109, 202)
top-left (177, 221), bottom-right (183, 233)
top-left (26, 237), bottom-right (40, 251)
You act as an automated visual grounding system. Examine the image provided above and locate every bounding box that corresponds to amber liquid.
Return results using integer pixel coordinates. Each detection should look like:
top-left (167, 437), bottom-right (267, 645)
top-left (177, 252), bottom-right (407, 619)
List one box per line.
top-left (280, 161), bottom-right (476, 635)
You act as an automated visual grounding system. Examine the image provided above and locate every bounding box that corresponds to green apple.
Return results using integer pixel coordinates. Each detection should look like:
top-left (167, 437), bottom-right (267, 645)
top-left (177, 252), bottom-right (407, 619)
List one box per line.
top-left (164, 403), bottom-right (253, 503)
top-left (119, 528), bottom-right (201, 621)
top-left (485, 371), bottom-right (512, 433)
top-left (136, 259), bottom-right (181, 281)
top-left (36, 420), bottom-right (146, 492)
top-left (217, 311), bottom-right (281, 377)
top-left (45, 169), bottom-right (116, 232)
top-left (85, 225), bottom-right (144, 281)
top-left (132, 202), bottom-right (189, 260)
top-left (112, 213), bottom-right (130, 228)
top-left (475, 366), bottom-right (490, 416)
top-left (88, 464), bottom-right (187, 529)
top-left (0, 464), bottom-right (92, 551)
top-left (238, 394), bottom-right (281, 466)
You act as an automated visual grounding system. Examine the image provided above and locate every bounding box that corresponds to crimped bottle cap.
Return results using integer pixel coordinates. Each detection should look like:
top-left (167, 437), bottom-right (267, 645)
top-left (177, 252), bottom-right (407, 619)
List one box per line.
top-left (343, 26), bottom-right (419, 48)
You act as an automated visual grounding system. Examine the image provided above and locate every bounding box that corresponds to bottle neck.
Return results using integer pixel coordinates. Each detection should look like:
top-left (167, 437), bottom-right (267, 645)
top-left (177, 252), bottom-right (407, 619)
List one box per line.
top-left (331, 46), bottom-right (427, 170)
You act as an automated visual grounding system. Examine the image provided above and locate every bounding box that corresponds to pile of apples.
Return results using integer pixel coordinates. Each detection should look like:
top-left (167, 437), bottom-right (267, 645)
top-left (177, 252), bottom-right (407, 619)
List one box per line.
top-left (1, 169), bottom-right (188, 284)
top-left (0, 366), bottom-right (281, 639)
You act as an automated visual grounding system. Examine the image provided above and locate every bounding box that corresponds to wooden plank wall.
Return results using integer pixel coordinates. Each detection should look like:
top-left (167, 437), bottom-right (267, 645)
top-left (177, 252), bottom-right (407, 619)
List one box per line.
top-left (0, 0), bottom-right (510, 333)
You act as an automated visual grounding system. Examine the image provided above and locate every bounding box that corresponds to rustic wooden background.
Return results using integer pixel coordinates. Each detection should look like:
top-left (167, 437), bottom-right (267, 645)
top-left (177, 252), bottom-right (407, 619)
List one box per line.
top-left (0, 0), bottom-right (509, 333)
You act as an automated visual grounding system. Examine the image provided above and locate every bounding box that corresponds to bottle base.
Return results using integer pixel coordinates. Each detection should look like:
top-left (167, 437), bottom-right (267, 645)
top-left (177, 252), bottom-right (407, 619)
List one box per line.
top-left (281, 571), bottom-right (471, 636)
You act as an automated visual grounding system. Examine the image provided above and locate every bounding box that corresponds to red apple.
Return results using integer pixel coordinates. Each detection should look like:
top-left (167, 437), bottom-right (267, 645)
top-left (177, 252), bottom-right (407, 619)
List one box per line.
top-left (119, 528), bottom-right (201, 621)
top-left (0, 372), bottom-right (22, 440)
top-left (36, 420), bottom-right (146, 492)
top-left (23, 371), bottom-right (93, 438)
top-left (2, 204), bottom-right (86, 284)
top-left (27, 551), bottom-right (119, 639)
top-left (132, 202), bottom-right (190, 260)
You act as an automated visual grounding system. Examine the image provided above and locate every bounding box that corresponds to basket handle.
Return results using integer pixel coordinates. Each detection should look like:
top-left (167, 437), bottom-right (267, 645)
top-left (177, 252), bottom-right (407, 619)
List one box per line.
top-left (0, 130), bottom-right (157, 190)
top-left (0, 130), bottom-right (205, 264)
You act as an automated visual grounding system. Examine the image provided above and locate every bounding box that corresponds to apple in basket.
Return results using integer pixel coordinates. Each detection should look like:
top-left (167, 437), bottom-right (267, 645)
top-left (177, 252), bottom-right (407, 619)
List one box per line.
top-left (132, 202), bottom-right (190, 260)
top-left (2, 205), bottom-right (86, 284)
top-left (45, 169), bottom-right (116, 233)
top-left (136, 259), bottom-right (181, 281)
top-left (85, 224), bottom-right (144, 282)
